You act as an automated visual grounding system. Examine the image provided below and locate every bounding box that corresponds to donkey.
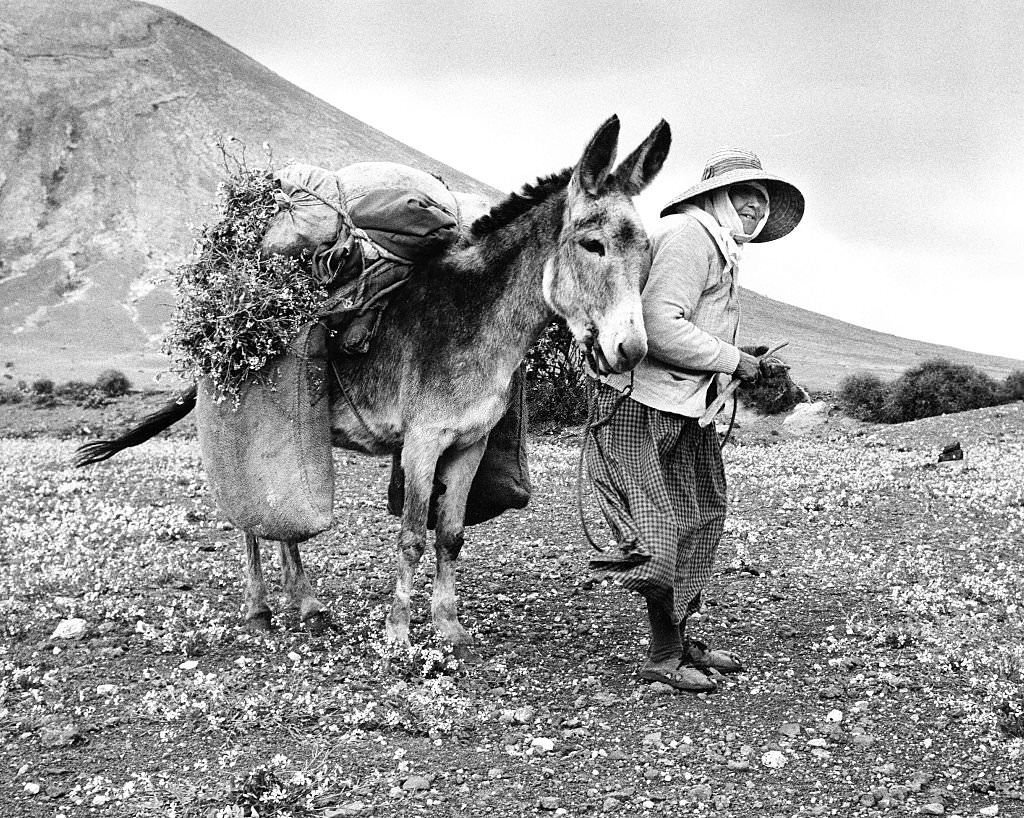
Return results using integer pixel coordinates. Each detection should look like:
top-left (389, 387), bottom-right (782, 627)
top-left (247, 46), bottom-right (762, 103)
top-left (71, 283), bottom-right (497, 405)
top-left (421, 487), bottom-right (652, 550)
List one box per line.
top-left (74, 115), bottom-right (671, 648)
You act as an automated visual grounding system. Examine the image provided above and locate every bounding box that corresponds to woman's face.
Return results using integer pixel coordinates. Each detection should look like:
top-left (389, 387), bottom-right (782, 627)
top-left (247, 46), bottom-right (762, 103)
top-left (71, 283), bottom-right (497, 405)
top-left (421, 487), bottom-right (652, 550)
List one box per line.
top-left (728, 184), bottom-right (768, 235)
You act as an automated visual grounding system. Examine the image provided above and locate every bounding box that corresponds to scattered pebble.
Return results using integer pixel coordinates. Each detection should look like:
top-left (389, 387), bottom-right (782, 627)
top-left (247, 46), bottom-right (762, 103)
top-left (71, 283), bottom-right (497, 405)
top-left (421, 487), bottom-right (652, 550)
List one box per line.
top-left (51, 618), bottom-right (87, 640)
top-left (761, 750), bottom-right (788, 769)
top-left (401, 775), bottom-right (431, 791)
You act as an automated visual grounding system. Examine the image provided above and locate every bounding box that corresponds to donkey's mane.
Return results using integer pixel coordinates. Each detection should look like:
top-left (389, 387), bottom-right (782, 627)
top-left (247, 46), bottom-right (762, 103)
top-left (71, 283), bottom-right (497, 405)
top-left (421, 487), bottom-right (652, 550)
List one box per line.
top-left (470, 167), bottom-right (573, 239)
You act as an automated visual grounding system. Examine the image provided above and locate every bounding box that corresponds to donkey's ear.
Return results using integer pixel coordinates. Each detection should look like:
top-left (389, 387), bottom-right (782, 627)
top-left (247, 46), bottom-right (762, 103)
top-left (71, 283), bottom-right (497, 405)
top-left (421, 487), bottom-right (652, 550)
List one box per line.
top-left (573, 115), bottom-right (621, 196)
top-left (611, 119), bottom-right (672, 196)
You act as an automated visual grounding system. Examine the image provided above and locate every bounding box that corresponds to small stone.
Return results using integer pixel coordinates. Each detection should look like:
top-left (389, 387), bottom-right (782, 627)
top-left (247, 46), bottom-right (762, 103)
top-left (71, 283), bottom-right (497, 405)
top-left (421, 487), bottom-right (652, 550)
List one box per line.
top-left (23, 782), bottom-right (41, 795)
top-left (538, 796), bottom-right (559, 810)
top-left (979, 806), bottom-right (999, 817)
top-left (761, 750), bottom-right (787, 769)
top-left (852, 734), bottom-right (876, 749)
top-left (51, 618), bottom-right (87, 640)
top-left (807, 738), bottom-right (828, 748)
top-left (727, 759), bottom-right (751, 771)
top-left (648, 681), bottom-right (675, 695)
top-left (888, 785), bottom-right (910, 802)
top-left (602, 798), bottom-right (621, 812)
top-left (530, 737), bottom-right (555, 754)
top-left (859, 793), bottom-right (877, 807)
top-left (95, 684), bottom-right (117, 696)
top-left (778, 722), bottom-right (802, 738)
top-left (642, 731), bottom-right (663, 746)
top-left (487, 768), bottom-right (503, 780)
top-left (826, 709), bottom-right (844, 722)
top-left (819, 685), bottom-right (845, 699)
top-left (514, 706), bottom-right (535, 724)
top-left (689, 784), bottom-right (713, 802)
top-left (919, 805), bottom-right (945, 816)
top-left (401, 775), bottom-right (431, 791)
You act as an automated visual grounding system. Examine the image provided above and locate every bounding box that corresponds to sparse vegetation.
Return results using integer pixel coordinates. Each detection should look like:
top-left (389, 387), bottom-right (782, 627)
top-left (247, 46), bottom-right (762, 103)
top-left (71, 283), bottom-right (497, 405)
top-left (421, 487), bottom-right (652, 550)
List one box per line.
top-left (840, 358), bottom-right (1013, 423)
top-left (524, 318), bottom-right (588, 426)
top-left (837, 373), bottom-right (889, 421)
top-left (1002, 370), bottom-right (1024, 402)
top-left (2, 400), bottom-right (1023, 816)
top-left (94, 368), bottom-right (131, 397)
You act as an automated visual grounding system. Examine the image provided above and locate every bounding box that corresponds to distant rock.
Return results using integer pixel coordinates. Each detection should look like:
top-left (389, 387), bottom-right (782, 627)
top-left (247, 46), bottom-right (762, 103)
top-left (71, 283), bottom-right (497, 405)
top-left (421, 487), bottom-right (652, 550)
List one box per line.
top-left (782, 401), bottom-right (830, 435)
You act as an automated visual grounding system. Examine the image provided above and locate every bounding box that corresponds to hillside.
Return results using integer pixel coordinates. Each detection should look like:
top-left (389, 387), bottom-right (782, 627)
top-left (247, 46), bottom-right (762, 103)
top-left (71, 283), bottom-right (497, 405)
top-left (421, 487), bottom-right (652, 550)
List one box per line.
top-left (741, 290), bottom-right (1023, 392)
top-left (0, 0), bottom-right (497, 386)
top-left (1, 0), bottom-right (1020, 392)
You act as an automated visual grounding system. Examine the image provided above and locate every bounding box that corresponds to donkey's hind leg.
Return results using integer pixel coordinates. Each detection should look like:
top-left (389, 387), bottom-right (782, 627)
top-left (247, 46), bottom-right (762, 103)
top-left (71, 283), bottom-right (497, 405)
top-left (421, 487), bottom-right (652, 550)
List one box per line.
top-left (386, 435), bottom-right (442, 647)
top-left (277, 540), bottom-right (329, 633)
top-left (431, 438), bottom-right (488, 649)
top-left (242, 531), bottom-right (273, 631)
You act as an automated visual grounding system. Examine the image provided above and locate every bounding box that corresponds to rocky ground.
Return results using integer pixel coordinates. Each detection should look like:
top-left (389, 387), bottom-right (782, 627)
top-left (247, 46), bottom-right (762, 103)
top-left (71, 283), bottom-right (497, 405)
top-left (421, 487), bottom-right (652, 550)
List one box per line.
top-left (1, 395), bottom-right (1022, 817)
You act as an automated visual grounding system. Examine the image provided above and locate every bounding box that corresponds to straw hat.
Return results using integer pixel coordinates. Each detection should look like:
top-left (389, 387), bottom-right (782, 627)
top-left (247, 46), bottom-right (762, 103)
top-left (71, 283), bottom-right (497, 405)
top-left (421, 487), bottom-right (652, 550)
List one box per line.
top-left (659, 147), bottom-right (804, 242)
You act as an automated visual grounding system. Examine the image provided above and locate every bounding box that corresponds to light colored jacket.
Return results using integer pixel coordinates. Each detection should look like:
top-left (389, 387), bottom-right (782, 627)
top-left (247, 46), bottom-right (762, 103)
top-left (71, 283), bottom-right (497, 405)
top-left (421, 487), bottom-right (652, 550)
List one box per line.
top-left (604, 212), bottom-right (741, 417)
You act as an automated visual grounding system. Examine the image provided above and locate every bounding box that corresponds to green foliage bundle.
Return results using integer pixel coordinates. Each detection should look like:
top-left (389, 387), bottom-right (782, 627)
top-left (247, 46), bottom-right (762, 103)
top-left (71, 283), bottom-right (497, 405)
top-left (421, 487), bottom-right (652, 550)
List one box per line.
top-left (524, 318), bottom-right (588, 426)
top-left (839, 358), bottom-right (1007, 423)
top-left (163, 151), bottom-right (326, 403)
top-left (737, 370), bottom-right (805, 415)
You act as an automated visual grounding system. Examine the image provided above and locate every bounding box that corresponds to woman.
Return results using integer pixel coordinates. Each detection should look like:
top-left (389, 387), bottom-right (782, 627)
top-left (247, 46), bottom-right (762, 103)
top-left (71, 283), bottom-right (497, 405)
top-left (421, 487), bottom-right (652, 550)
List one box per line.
top-left (587, 147), bottom-right (805, 692)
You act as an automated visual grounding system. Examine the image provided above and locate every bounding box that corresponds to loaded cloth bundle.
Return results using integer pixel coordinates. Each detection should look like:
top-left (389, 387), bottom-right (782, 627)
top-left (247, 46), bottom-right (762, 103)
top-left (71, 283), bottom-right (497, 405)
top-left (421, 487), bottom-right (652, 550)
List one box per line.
top-left (196, 161), bottom-right (530, 541)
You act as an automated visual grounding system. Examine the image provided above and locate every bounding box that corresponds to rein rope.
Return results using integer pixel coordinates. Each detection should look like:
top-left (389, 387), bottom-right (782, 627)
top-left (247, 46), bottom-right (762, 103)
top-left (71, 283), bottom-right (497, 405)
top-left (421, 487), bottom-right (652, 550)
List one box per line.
top-left (576, 372), bottom-right (634, 552)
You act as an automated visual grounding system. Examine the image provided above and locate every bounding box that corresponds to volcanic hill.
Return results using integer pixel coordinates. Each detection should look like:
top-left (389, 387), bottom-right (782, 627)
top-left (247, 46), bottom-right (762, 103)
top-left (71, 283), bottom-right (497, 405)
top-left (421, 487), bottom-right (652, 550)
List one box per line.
top-left (1, 0), bottom-right (1021, 392)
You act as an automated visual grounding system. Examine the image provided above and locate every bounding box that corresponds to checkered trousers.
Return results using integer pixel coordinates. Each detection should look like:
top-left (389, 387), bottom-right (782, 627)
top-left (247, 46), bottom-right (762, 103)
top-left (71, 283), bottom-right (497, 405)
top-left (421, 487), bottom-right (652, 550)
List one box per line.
top-left (584, 381), bottom-right (727, 623)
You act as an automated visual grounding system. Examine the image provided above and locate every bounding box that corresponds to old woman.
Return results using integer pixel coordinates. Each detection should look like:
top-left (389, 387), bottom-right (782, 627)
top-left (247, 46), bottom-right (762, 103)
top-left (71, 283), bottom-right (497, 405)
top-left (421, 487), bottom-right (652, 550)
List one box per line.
top-left (587, 147), bottom-right (805, 692)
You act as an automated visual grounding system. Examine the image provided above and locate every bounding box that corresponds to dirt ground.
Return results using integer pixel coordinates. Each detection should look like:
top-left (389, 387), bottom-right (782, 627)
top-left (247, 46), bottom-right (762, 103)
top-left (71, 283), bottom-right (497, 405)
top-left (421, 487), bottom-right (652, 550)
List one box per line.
top-left (1, 394), bottom-right (1022, 817)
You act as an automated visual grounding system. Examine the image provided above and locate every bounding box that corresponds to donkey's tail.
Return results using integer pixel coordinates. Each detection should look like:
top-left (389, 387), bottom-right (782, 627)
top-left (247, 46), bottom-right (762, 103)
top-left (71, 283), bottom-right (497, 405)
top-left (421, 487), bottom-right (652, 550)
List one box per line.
top-left (72, 384), bottom-right (199, 467)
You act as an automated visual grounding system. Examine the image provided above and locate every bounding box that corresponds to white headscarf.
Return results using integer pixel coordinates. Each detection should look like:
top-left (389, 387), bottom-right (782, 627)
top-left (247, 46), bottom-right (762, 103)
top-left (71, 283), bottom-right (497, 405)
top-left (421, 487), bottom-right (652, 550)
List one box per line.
top-left (679, 182), bottom-right (770, 271)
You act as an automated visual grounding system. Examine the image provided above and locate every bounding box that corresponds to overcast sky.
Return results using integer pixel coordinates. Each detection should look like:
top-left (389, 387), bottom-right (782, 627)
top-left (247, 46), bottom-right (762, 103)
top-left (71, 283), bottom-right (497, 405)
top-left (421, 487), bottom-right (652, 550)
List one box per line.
top-left (153, 0), bottom-right (1023, 359)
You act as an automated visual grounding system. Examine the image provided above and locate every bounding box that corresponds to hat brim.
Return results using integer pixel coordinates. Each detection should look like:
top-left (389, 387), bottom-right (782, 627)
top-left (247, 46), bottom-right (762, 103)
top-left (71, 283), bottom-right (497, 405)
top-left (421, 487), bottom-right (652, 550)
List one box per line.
top-left (659, 169), bottom-right (804, 242)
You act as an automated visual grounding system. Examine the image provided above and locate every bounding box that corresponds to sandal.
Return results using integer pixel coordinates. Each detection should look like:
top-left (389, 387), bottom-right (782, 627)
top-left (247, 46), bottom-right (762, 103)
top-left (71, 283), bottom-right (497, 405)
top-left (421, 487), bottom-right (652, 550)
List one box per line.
top-left (682, 638), bottom-right (744, 674)
top-left (639, 658), bottom-right (717, 692)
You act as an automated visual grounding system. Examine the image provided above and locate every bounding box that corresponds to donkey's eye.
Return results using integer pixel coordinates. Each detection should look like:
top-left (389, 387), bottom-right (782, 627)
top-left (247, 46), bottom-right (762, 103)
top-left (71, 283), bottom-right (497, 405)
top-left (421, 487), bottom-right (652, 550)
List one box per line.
top-left (579, 238), bottom-right (605, 256)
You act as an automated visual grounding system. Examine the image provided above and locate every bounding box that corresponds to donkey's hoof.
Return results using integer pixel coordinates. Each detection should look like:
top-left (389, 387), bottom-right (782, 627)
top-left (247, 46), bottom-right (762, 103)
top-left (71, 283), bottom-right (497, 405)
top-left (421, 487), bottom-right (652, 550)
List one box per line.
top-left (302, 611), bottom-right (329, 634)
top-left (246, 610), bottom-right (273, 632)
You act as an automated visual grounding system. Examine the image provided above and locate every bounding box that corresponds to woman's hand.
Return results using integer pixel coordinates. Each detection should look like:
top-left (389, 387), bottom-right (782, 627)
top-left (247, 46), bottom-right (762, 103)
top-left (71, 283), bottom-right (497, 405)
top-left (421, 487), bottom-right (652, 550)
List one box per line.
top-left (734, 351), bottom-right (761, 383)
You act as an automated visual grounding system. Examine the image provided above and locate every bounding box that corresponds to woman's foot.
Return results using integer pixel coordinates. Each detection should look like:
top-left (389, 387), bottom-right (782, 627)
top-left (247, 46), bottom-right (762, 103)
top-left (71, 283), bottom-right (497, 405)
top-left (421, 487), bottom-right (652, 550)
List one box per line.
top-left (681, 637), bottom-right (744, 674)
top-left (639, 658), bottom-right (717, 692)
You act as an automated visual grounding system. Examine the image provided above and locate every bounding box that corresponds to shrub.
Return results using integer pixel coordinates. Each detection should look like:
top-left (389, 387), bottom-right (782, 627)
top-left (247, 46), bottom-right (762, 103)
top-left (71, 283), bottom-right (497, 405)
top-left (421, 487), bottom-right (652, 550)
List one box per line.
top-left (838, 373), bottom-right (889, 421)
top-left (0, 386), bottom-right (23, 404)
top-left (94, 369), bottom-right (131, 397)
top-left (30, 378), bottom-right (54, 395)
top-left (524, 318), bottom-right (588, 426)
top-left (55, 380), bottom-right (96, 402)
top-left (1002, 370), bottom-right (1024, 402)
top-left (881, 358), bottom-right (1001, 423)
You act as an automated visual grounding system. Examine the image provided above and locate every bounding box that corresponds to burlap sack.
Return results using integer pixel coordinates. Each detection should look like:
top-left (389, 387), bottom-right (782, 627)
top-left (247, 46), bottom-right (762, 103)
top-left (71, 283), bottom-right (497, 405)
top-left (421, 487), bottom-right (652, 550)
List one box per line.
top-left (196, 323), bottom-right (334, 542)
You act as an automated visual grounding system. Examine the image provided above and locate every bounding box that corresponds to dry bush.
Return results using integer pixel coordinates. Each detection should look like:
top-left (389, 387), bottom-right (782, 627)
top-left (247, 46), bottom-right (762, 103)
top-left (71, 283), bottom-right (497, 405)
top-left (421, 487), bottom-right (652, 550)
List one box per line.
top-left (838, 372), bottom-right (888, 421)
top-left (95, 369), bottom-right (132, 397)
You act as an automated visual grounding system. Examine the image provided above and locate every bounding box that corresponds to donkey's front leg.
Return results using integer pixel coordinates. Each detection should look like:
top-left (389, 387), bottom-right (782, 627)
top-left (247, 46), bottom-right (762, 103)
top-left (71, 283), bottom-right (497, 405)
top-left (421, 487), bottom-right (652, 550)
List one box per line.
top-left (242, 531), bottom-right (273, 631)
top-left (432, 438), bottom-right (488, 648)
top-left (385, 436), bottom-right (440, 647)
top-left (277, 540), bottom-right (329, 633)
